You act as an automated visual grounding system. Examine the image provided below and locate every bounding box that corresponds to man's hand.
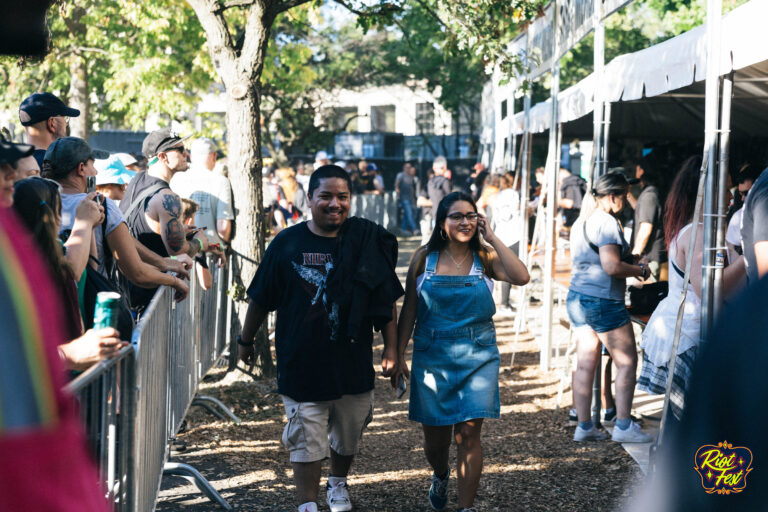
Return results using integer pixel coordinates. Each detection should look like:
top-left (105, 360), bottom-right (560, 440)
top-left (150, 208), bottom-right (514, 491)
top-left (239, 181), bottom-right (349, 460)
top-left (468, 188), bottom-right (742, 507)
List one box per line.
top-left (209, 243), bottom-right (227, 268)
top-left (191, 231), bottom-right (210, 254)
top-left (164, 255), bottom-right (191, 280)
top-left (382, 346), bottom-right (411, 389)
top-left (171, 276), bottom-right (189, 302)
top-left (239, 342), bottom-right (255, 366)
top-left (381, 345), bottom-right (398, 387)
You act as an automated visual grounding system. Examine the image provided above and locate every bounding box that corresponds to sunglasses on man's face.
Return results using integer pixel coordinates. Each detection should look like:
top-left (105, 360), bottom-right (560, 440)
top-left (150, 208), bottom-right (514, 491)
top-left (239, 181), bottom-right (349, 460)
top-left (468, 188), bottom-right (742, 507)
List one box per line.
top-left (165, 146), bottom-right (186, 154)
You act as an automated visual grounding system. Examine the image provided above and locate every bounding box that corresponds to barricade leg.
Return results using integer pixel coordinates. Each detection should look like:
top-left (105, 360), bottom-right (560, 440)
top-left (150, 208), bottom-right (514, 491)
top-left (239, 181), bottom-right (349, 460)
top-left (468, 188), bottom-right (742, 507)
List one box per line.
top-left (191, 395), bottom-right (242, 423)
top-left (163, 462), bottom-right (233, 511)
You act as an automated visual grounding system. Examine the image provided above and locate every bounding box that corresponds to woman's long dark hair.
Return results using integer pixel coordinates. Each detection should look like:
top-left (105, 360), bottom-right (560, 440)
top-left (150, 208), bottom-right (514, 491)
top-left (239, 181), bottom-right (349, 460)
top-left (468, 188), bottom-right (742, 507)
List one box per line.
top-left (426, 191), bottom-right (484, 254)
top-left (13, 177), bottom-right (72, 285)
top-left (664, 156), bottom-right (701, 249)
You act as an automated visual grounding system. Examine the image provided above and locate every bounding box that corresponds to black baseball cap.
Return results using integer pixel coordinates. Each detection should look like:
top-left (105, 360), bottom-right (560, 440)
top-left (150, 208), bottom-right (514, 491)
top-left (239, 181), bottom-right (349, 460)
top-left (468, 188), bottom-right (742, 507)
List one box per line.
top-left (0, 136), bottom-right (34, 166)
top-left (18, 92), bottom-right (80, 126)
top-left (43, 137), bottom-right (109, 178)
top-left (142, 128), bottom-right (192, 158)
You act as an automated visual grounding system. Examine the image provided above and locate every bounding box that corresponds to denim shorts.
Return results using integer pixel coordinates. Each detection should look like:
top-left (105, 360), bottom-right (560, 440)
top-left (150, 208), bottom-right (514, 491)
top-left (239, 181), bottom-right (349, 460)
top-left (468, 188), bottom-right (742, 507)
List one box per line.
top-left (566, 290), bottom-right (630, 333)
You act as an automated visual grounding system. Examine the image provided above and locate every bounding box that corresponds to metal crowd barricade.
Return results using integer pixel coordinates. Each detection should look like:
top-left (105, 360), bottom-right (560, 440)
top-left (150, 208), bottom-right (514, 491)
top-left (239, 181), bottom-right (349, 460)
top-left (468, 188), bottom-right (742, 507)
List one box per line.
top-left (133, 286), bottom-right (173, 512)
top-left (65, 345), bottom-right (136, 511)
top-left (67, 259), bottom-right (237, 511)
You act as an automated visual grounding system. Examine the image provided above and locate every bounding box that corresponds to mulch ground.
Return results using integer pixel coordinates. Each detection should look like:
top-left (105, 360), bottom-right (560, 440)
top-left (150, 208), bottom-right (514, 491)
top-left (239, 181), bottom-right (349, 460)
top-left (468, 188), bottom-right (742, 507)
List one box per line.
top-left (157, 238), bottom-right (644, 511)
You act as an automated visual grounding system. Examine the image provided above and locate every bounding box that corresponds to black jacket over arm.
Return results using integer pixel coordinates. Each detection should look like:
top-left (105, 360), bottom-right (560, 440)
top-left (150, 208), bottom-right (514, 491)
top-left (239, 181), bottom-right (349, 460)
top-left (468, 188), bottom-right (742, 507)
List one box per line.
top-left (325, 217), bottom-right (404, 342)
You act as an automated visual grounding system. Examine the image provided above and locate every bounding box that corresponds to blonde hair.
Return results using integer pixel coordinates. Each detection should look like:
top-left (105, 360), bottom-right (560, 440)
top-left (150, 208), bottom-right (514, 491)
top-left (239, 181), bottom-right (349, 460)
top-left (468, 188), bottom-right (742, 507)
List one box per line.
top-left (276, 167), bottom-right (299, 204)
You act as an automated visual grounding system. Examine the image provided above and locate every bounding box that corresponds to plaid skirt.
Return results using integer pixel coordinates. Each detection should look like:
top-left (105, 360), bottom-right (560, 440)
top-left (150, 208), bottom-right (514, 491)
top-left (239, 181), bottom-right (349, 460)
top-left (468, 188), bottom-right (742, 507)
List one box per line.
top-left (638, 347), bottom-right (697, 420)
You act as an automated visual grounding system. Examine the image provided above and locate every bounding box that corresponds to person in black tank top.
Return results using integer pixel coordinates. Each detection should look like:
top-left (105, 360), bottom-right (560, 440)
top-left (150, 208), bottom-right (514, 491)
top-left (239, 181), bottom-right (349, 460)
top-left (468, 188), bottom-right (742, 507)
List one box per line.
top-left (120, 128), bottom-right (212, 311)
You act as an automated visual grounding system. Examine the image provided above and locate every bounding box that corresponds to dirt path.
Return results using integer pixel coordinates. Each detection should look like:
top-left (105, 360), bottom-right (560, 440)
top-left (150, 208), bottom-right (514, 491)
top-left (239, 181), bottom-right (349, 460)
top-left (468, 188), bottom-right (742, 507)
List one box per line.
top-left (158, 237), bottom-right (642, 511)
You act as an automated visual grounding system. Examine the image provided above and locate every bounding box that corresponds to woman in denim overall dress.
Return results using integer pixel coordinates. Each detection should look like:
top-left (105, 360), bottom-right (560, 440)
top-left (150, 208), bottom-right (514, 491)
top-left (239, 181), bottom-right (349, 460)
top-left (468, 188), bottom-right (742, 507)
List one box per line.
top-left (392, 191), bottom-right (529, 511)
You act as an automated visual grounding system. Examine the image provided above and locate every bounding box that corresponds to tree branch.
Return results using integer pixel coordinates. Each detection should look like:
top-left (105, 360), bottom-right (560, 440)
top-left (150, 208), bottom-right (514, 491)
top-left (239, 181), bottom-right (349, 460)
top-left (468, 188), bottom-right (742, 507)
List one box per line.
top-left (275, 0), bottom-right (312, 15)
top-left (238, 2), bottom-right (274, 74)
top-left (412, 0), bottom-right (448, 29)
top-left (187, 0), bottom-right (238, 80)
top-left (214, 0), bottom-right (255, 12)
top-left (331, 0), bottom-right (369, 17)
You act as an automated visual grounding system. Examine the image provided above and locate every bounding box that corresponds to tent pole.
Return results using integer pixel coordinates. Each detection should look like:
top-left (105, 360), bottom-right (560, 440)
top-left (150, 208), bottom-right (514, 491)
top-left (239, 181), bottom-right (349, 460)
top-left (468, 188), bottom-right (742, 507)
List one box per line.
top-left (601, 102), bottom-right (611, 176)
top-left (590, 1), bottom-right (605, 185)
top-left (542, 78), bottom-right (560, 370)
top-left (512, 35), bottom-right (534, 342)
top-left (520, 112), bottom-right (532, 264)
top-left (713, 72), bottom-right (732, 314)
top-left (541, 1), bottom-right (560, 372)
top-left (657, 0), bottom-right (724, 453)
top-left (701, 0), bottom-right (723, 343)
top-left (514, 30), bottom-right (534, 335)
top-left (510, 87), bottom-right (517, 172)
top-left (519, 32), bottom-right (533, 267)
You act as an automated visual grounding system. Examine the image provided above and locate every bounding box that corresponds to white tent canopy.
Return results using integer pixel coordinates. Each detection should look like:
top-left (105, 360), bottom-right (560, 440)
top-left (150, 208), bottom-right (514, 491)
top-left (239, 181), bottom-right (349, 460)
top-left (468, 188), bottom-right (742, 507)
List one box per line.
top-left (510, 0), bottom-right (768, 136)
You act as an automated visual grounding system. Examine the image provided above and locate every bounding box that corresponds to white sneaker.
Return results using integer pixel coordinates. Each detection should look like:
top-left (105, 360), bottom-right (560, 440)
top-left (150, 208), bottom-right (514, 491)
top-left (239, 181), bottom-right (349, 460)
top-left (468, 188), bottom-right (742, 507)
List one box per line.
top-left (573, 425), bottom-right (608, 442)
top-left (611, 421), bottom-right (654, 443)
top-left (326, 481), bottom-right (352, 512)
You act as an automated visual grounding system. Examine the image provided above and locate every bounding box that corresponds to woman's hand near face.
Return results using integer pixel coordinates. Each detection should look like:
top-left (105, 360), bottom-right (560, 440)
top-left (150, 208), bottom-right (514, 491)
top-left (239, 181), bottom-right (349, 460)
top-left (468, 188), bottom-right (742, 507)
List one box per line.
top-left (477, 213), bottom-right (497, 244)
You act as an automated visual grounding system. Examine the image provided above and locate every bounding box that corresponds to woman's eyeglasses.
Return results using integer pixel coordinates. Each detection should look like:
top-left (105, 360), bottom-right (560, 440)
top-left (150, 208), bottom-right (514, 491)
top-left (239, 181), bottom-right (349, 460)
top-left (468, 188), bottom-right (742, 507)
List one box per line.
top-left (446, 212), bottom-right (479, 222)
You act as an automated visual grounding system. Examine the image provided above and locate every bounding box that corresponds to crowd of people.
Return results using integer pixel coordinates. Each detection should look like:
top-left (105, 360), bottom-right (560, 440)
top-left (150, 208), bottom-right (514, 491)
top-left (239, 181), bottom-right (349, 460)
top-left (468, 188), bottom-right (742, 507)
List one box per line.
top-left (5, 90), bottom-right (768, 512)
top-left (2, 92), bottom-right (238, 372)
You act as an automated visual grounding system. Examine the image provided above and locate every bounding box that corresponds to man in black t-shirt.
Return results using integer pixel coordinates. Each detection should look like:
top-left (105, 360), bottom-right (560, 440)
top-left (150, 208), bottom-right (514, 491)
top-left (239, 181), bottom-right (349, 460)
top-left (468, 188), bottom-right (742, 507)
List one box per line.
top-left (629, 159), bottom-right (665, 280)
top-left (239, 165), bottom-right (400, 512)
top-left (741, 167), bottom-right (768, 286)
top-left (558, 166), bottom-right (586, 229)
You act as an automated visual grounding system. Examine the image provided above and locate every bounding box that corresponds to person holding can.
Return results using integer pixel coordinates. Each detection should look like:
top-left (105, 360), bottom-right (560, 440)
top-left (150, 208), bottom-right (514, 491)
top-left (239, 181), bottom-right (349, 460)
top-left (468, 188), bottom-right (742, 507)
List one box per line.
top-left (393, 191), bottom-right (529, 512)
top-left (13, 177), bottom-right (126, 371)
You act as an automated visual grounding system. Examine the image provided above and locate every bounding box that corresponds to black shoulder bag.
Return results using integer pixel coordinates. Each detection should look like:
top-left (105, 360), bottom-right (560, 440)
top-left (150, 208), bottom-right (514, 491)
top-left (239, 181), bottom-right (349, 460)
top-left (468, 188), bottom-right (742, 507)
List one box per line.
top-left (82, 202), bottom-right (135, 340)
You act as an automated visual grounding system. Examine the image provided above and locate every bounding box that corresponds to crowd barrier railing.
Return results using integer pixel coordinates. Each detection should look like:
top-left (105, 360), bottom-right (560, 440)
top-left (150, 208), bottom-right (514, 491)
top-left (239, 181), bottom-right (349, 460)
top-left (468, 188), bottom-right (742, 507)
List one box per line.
top-left (351, 191), bottom-right (399, 231)
top-left (67, 258), bottom-right (237, 511)
top-left (65, 345), bottom-right (136, 511)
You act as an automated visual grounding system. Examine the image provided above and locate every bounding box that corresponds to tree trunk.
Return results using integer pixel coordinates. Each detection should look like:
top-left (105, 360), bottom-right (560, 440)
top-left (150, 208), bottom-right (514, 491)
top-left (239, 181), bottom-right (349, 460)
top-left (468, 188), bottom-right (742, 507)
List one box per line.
top-left (68, 52), bottom-right (89, 139)
top-left (226, 87), bottom-right (274, 377)
top-left (453, 111), bottom-right (460, 158)
top-left (188, 0), bottom-right (305, 377)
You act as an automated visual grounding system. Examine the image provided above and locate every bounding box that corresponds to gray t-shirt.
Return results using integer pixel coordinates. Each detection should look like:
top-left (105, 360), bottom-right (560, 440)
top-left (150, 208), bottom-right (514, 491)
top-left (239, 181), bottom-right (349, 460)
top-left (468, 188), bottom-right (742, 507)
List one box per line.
top-left (171, 166), bottom-right (235, 246)
top-left (569, 209), bottom-right (629, 301)
top-left (741, 169), bottom-right (768, 285)
top-left (60, 193), bottom-right (126, 275)
top-left (395, 172), bottom-right (416, 202)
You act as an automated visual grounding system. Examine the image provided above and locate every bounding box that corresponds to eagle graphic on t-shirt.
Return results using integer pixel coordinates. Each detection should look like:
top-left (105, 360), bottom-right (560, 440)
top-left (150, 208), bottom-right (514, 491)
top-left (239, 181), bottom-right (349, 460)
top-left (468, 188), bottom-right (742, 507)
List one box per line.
top-left (291, 260), bottom-right (340, 340)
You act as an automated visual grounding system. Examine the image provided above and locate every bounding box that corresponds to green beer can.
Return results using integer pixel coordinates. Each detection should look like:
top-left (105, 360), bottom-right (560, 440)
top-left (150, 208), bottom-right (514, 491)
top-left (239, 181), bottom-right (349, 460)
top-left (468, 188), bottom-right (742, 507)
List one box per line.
top-left (94, 291), bottom-right (121, 330)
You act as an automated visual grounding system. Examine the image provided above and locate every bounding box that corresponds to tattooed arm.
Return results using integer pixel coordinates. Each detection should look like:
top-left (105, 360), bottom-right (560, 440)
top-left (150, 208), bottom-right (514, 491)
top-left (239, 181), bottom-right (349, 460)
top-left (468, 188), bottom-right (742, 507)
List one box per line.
top-left (151, 190), bottom-right (208, 257)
